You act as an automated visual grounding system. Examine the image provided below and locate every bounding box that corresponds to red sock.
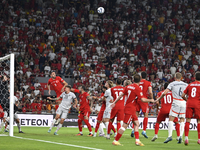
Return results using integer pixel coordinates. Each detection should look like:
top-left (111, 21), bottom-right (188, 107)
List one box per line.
top-left (197, 123), bottom-right (200, 139)
top-left (5, 124), bottom-right (7, 129)
top-left (143, 117), bottom-right (148, 131)
top-left (135, 131), bottom-right (139, 139)
top-left (175, 123), bottom-right (180, 137)
top-left (78, 119), bottom-right (82, 132)
top-left (84, 119), bottom-right (92, 132)
top-left (95, 122), bottom-right (100, 133)
top-left (111, 124), bottom-right (116, 133)
top-left (155, 123), bottom-right (159, 135)
top-left (132, 123), bottom-right (134, 129)
top-left (117, 122), bottom-right (121, 131)
top-left (107, 122), bottom-right (112, 134)
top-left (185, 122), bottom-right (190, 137)
top-left (115, 133), bottom-right (122, 141)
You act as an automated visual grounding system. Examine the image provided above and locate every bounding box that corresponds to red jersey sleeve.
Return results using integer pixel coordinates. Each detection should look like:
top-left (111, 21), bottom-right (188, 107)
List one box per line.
top-left (74, 89), bottom-right (80, 93)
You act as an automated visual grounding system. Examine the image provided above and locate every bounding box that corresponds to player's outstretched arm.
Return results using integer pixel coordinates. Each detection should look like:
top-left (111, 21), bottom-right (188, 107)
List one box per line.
top-left (61, 81), bottom-right (68, 92)
top-left (148, 87), bottom-right (153, 99)
top-left (141, 98), bottom-right (154, 103)
top-left (47, 97), bottom-right (61, 101)
top-left (73, 98), bottom-right (78, 108)
top-left (155, 89), bottom-right (170, 102)
top-left (181, 92), bottom-right (187, 101)
top-left (47, 83), bottom-right (51, 95)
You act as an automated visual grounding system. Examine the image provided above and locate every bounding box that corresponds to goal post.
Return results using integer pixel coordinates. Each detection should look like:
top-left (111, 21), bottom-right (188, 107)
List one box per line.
top-left (0, 54), bottom-right (15, 136)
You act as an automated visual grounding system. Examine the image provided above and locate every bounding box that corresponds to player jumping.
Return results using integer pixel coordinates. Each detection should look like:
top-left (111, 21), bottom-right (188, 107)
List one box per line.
top-left (111, 74), bottom-right (154, 146)
top-left (182, 71), bottom-right (200, 145)
top-left (156, 72), bottom-right (188, 143)
top-left (131, 72), bottom-right (153, 138)
top-left (151, 83), bottom-right (180, 141)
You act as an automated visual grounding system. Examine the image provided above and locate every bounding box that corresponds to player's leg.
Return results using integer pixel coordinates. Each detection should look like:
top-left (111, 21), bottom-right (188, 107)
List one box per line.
top-left (173, 117), bottom-right (180, 140)
top-left (99, 122), bottom-right (105, 136)
top-left (83, 111), bottom-right (93, 136)
top-left (131, 104), bottom-right (140, 137)
top-left (94, 110), bottom-right (104, 137)
top-left (54, 112), bottom-right (67, 135)
top-left (48, 109), bottom-right (61, 133)
top-left (184, 118), bottom-right (191, 145)
top-left (197, 119), bottom-right (200, 144)
top-left (0, 111), bottom-right (7, 130)
top-left (116, 109), bottom-right (124, 132)
top-left (152, 121), bottom-right (161, 141)
top-left (107, 109), bottom-right (118, 139)
top-left (178, 105), bottom-right (186, 144)
top-left (107, 118), bottom-right (114, 139)
top-left (133, 120), bottom-right (144, 146)
top-left (77, 112), bottom-right (84, 136)
top-left (15, 113), bottom-right (23, 133)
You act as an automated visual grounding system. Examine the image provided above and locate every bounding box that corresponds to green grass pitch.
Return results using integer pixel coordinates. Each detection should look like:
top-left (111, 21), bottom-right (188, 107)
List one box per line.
top-left (0, 127), bottom-right (199, 150)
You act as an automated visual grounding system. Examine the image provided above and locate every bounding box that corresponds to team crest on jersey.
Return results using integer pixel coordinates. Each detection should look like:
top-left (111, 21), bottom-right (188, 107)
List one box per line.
top-left (140, 92), bottom-right (143, 96)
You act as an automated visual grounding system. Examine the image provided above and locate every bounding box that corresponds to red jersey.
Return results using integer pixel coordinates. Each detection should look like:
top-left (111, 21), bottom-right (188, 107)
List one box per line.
top-left (100, 92), bottom-right (106, 111)
top-left (111, 85), bottom-right (125, 109)
top-left (37, 103), bottom-right (42, 111)
top-left (157, 90), bottom-right (173, 113)
top-left (123, 83), bottom-right (144, 114)
top-left (47, 76), bottom-right (64, 93)
top-left (183, 81), bottom-right (200, 108)
top-left (74, 89), bottom-right (90, 111)
top-left (139, 79), bottom-right (152, 99)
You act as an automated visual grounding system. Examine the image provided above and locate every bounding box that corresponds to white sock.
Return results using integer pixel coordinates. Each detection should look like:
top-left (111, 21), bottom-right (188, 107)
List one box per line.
top-left (136, 139), bottom-right (140, 142)
top-left (168, 121), bottom-right (173, 137)
top-left (99, 123), bottom-right (104, 134)
top-left (104, 122), bottom-right (109, 134)
top-left (180, 122), bottom-right (185, 137)
top-left (90, 131), bottom-right (93, 134)
top-left (0, 122), bottom-right (4, 128)
top-left (185, 136), bottom-right (188, 140)
top-left (17, 123), bottom-right (21, 132)
top-left (50, 119), bottom-right (57, 130)
top-left (55, 123), bottom-right (62, 133)
top-left (143, 130), bottom-right (146, 133)
top-left (120, 121), bottom-right (123, 127)
top-left (6, 125), bottom-right (9, 130)
top-left (80, 131), bottom-right (83, 134)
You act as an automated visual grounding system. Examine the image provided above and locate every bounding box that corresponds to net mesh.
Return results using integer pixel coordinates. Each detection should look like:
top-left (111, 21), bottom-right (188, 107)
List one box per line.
top-left (0, 56), bottom-right (10, 115)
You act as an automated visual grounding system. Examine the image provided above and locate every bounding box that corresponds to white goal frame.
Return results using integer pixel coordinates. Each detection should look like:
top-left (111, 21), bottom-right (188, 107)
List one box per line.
top-left (0, 54), bottom-right (15, 136)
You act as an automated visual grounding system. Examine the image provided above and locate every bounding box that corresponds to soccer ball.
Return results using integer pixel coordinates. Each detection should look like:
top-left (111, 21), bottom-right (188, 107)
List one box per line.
top-left (97, 7), bottom-right (105, 14)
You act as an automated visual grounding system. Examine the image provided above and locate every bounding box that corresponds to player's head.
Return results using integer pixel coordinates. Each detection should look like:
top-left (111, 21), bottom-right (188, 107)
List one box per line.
top-left (195, 71), bottom-right (200, 81)
top-left (79, 85), bottom-right (86, 92)
top-left (102, 86), bottom-right (107, 93)
top-left (174, 72), bottom-right (182, 81)
top-left (123, 80), bottom-right (132, 87)
top-left (133, 74), bottom-right (141, 83)
top-left (65, 85), bottom-right (71, 93)
top-left (164, 82), bottom-right (169, 89)
top-left (105, 80), bottom-right (113, 88)
top-left (50, 71), bottom-right (56, 79)
top-left (141, 72), bottom-right (147, 79)
top-left (116, 78), bottom-right (122, 85)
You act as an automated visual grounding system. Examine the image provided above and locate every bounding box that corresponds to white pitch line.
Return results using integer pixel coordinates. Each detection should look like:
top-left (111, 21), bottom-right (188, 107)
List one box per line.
top-left (13, 136), bottom-right (103, 150)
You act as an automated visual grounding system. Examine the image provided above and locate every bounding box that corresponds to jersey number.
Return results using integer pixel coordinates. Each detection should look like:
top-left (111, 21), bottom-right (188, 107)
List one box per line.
top-left (115, 92), bottom-right (123, 100)
top-left (191, 87), bottom-right (196, 97)
top-left (139, 85), bottom-right (143, 90)
top-left (164, 95), bottom-right (171, 104)
top-left (179, 87), bottom-right (182, 96)
top-left (54, 84), bottom-right (57, 86)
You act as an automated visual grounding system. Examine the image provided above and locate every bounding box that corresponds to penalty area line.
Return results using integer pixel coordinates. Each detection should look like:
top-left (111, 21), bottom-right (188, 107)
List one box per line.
top-left (12, 136), bottom-right (103, 150)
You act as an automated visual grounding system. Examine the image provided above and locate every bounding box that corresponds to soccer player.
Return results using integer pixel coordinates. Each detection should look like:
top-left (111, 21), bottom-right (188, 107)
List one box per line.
top-left (47, 85), bottom-right (77, 135)
top-left (72, 86), bottom-right (94, 136)
top-left (111, 74), bottom-right (154, 146)
top-left (47, 71), bottom-right (68, 99)
top-left (102, 80), bottom-right (117, 137)
top-left (106, 78), bottom-right (125, 139)
top-left (151, 83), bottom-right (180, 141)
top-left (93, 86), bottom-right (107, 137)
top-left (182, 71), bottom-right (200, 145)
top-left (156, 72), bottom-right (188, 143)
top-left (131, 72), bottom-right (153, 138)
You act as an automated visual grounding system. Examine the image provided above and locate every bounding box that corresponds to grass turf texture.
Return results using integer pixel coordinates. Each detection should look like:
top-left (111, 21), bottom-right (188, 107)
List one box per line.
top-left (0, 127), bottom-right (199, 150)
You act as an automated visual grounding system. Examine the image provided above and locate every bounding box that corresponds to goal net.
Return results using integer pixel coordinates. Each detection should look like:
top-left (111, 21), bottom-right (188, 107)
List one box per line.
top-left (0, 54), bottom-right (15, 136)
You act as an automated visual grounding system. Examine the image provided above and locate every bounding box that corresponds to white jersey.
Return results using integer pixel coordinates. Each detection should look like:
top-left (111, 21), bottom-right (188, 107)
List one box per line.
top-left (167, 81), bottom-right (188, 105)
top-left (104, 88), bottom-right (113, 112)
top-left (14, 96), bottom-right (18, 104)
top-left (59, 92), bottom-right (76, 109)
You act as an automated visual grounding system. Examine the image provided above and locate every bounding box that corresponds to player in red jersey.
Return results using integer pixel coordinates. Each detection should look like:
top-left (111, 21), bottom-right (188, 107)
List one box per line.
top-left (106, 79), bottom-right (131, 139)
top-left (71, 86), bottom-right (94, 136)
top-left (47, 71), bottom-right (68, 100)
top-left (182, 72), bottom-right (200, 145)
top-left (151, 83), bottom-right (180, 141)
top-left (131, 72), bottom-right (153, 138)
top-left (111, 74), bottom-right (154, 146)
top-left (93, 86), bottom-right (107, 137)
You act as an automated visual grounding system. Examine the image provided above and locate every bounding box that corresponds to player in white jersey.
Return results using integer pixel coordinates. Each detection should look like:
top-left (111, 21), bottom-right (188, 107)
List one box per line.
top-left (102, 81), bottom-right (116, 137)
top-left (156, 73), bottom-right (188, 143)
top-left (47, 85), bottom-right (77, 135)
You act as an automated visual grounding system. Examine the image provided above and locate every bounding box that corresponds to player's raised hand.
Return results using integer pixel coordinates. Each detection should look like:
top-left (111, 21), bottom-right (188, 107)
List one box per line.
top-left (154, 99), bottom-right (159, 103)
top-left (110, 103), bottom-right (115, 109)
top-left (48, 90), bottom-right (51, 95)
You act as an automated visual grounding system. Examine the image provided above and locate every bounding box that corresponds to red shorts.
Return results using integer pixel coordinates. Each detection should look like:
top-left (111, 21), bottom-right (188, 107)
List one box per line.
top-left (123, 113), bottom-right (138, 124)
top-left (0, 112), bottom-right (4, 118)
top-left (136, 101), bottom-right (149, 113)
top-left (78, 110), bottom-right (91, 120)
top-left (186, 107), bottom-right (200, 119)
top-left (97, 110), bottom-right (104, 121)
top-left (157, 110), bottom-right (179, 122)
top-left (110, 108), bottom-right (124, 121)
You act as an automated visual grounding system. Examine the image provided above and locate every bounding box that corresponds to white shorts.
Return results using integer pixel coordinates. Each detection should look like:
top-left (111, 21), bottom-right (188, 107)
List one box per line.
top-left (103, 110), bottom-right (111, 119)
top-left (14, 113), bottom-right (19, 120)
top-left (169, 102), bottom-right (186, 118)
top-left (3, 111), bottom-right (8, 118)
top-left (3, 111), bottom-right (19, 121)
top-left (56, 107), bottom-right (69, 119)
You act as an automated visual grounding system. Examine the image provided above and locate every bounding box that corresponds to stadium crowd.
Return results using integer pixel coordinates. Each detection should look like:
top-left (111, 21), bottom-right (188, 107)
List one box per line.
top-left (0, 0), bottom-right (200, 114)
